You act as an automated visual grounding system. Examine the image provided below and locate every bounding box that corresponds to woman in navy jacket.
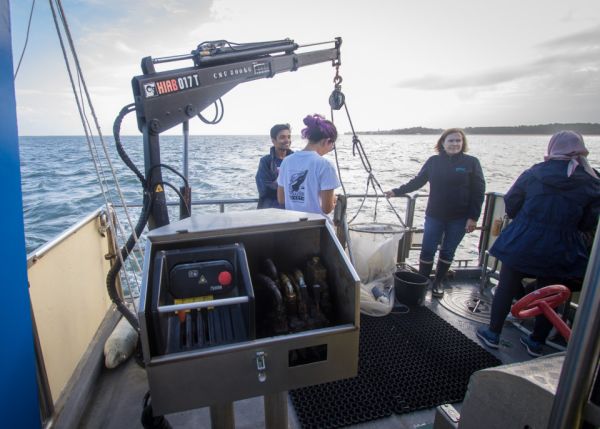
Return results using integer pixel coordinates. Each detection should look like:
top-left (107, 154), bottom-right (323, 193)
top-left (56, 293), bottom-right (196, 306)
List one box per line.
top-left (386, 128), bottom-right (486, 297)
top-left (477, 130), bottom-right (600, 356)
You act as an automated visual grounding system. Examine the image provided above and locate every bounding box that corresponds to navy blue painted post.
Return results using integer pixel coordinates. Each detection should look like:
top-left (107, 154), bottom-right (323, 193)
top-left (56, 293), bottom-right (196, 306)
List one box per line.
top-left (0, 1), bottom-right (41, 427)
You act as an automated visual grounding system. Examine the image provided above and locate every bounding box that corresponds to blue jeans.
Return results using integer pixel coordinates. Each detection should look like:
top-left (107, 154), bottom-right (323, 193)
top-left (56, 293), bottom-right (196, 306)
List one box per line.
top-left (420, 216), bottom-right (466, 263)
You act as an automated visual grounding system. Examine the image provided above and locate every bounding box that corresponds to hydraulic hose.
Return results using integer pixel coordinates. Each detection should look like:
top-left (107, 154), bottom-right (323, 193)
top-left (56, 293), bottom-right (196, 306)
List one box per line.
top-left (113, 103), bottom-right (146, 185)
top-left (105, 103), bottom-right (150, 331)
top-left (106, 191), bottom-right (152, 332)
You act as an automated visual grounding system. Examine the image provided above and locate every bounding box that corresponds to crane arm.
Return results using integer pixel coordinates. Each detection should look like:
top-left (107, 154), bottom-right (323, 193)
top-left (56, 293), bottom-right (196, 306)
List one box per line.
top-left (131, 38), bottom-right (342, 134)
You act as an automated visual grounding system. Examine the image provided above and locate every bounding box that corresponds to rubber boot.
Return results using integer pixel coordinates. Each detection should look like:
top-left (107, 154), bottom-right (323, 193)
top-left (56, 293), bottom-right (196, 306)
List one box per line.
top-left (432, 260), bottom-right (451, 298)
top-left (141, 392), bottom-right (173, 429)
top-left (418, 260), bottom-right (433, 279)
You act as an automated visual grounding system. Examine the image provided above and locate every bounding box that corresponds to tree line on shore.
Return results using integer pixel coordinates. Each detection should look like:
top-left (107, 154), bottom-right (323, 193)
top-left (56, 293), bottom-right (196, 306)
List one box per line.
top-left (354, 123), bottom-right (600, 135)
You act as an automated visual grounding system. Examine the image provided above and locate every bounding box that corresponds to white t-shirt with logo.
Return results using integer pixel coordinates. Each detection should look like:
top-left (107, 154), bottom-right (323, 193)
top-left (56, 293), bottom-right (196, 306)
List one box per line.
top-left (277, 150), bottom-right (340, 216)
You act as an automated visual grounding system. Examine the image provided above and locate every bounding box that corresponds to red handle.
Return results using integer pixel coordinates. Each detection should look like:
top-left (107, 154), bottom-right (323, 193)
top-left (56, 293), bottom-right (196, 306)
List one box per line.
top-left (511, 285), bottom-right (571, 341)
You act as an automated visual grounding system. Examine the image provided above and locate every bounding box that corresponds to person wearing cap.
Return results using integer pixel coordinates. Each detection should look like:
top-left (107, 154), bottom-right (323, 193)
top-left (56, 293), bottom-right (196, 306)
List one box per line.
top-left (477, 130), bottom-right (600, 357)
top-left (255, 123), bottom-right (293, 209)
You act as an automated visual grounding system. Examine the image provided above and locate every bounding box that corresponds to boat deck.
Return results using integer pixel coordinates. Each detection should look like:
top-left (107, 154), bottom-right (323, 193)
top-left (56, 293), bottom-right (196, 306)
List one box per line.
top-left (79, 276), bottom-right (553, 429)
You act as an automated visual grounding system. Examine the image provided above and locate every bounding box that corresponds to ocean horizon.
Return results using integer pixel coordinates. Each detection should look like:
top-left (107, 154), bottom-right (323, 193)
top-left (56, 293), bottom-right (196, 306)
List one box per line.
top-left (19, 134), bottom-right (600, 262)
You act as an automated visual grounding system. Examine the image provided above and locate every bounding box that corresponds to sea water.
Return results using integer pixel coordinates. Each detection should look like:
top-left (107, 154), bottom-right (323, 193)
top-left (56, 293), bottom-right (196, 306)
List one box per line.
top-left (19, 134), bottom-right (600, 261)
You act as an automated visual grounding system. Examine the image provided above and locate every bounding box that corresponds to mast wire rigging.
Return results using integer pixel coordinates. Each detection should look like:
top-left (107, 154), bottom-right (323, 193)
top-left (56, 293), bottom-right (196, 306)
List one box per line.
top-left (13, 0), bottom-right (36, 79)
top-left (48, 0), bottom-right (150, 328)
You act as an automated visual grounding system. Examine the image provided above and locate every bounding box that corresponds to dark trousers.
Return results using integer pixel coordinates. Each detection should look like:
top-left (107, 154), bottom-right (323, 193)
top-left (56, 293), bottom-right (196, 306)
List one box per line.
top-left (489, 264), bottom-right (571, 342)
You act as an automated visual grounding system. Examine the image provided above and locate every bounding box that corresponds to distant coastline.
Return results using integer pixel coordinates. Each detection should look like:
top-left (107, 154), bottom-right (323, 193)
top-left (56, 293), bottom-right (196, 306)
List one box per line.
top-left (352, 123), bottom-right (600, 135)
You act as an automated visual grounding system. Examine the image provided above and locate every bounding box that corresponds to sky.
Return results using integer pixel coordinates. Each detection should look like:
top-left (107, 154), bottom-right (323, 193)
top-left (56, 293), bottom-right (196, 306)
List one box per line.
top-left (9, 0), bottom-right (600, 136)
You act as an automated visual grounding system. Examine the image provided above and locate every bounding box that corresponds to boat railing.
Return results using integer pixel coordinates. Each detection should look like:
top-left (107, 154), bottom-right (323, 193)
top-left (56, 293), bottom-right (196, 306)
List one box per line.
top-left (27, 206), bottom-right (119, 427)
top-left (115, 192), bottom-right (498, 271)
top-left (337, 192), bottom-right (494, 270)
top-left (115, 198), bottom-right (259, 213)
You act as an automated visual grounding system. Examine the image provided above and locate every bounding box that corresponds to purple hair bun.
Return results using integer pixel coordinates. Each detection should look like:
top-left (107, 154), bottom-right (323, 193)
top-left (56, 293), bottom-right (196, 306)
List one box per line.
top-left (301, 114), bottom-right (331, 140)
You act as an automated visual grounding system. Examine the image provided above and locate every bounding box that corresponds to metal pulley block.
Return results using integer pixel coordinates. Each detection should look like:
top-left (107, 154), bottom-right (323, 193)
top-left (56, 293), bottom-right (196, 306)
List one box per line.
top-left (329, 85), bottom-right (345, 110)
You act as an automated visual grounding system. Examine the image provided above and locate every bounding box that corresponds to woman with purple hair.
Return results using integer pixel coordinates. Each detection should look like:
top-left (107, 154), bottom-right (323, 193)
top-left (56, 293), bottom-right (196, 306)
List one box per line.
top-left (477, 130), bottom-right (600, 357)
top-left (277, 114), bottom-right (340, 217)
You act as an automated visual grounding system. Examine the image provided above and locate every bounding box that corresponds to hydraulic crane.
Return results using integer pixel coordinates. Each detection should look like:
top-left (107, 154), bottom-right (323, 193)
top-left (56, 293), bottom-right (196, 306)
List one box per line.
top-left (130, 38), bottom-right (342, 229)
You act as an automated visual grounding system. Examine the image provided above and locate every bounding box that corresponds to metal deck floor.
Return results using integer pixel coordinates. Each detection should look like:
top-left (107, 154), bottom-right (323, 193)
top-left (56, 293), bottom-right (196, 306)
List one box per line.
top-left (80, 278), bottom-right (556, 429)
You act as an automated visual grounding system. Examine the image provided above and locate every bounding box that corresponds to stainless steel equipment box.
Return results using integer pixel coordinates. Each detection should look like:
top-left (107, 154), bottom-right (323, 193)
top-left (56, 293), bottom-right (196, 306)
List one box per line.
top-left (139, 209), bottom-right (360, 415)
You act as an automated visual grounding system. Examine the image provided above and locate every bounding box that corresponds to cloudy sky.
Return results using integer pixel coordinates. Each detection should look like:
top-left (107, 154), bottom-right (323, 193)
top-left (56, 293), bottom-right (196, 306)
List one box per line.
top-left (10, 0), bottom-right (600, 135)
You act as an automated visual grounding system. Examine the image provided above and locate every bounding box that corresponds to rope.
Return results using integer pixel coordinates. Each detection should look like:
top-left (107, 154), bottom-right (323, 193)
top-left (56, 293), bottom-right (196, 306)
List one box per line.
top-left (343, 102), bottom-right (405, 227)
top-left (54, 6), bottom-right (146, 293)
top-left (328, 70), bottom-right (406, 229)
top-left (330, 109), bottom-right (355, 264)
top-left (13, 0), bottom-right (36, 79)
top-left (48, 0), bottom-right (143, 319)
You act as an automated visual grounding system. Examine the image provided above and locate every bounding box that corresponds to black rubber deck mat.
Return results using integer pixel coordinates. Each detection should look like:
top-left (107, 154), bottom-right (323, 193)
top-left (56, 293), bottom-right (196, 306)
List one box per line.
top-left (290, 306), bottom-right (502, 429)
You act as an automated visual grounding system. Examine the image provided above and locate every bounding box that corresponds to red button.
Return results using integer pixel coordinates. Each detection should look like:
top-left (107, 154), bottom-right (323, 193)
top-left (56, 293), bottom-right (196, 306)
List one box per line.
top-left (218, 271), bottom-right (232, 286)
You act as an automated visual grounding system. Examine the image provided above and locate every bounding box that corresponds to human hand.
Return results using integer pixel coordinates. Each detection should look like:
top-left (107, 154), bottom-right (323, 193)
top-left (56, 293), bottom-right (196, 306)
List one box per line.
top-left (465, 218), bottom-right (477, 233)
top-left (384, 190), bottom-right (396, 199)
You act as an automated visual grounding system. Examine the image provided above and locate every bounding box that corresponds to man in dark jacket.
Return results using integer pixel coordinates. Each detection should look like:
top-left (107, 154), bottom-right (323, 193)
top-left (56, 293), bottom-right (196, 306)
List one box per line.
top-left (255, 124), bottom-right (293, 209)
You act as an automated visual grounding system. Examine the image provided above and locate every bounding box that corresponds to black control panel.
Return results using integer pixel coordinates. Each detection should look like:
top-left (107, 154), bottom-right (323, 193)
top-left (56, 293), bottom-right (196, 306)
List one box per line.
top-left (169, 260), bottom-right (235, 298)
top-left (147, 243), bottom-right (255, 355)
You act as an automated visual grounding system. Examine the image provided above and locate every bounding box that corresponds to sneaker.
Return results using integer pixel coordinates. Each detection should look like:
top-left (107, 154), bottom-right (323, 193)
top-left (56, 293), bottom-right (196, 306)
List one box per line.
top-left (520, 335), bottom-right (543, 357)
top-left (476, 327), bottom-right (499, 349)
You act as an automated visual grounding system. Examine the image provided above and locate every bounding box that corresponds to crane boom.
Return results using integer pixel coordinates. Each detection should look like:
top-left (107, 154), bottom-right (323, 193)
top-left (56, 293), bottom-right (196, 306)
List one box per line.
top-left (130, 38), bottom-right (342, 229)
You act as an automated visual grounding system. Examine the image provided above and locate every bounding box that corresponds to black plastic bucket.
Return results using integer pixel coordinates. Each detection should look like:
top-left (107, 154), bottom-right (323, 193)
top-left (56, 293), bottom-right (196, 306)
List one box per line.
top-left (394, 270), bottom-right (429, 306)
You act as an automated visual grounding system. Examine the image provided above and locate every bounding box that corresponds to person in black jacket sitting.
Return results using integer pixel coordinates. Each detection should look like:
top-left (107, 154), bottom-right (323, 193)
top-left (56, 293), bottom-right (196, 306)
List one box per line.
top-left (477, 130), bottom-right (600, 357)
top-left (385, 128), bottom-right (486, 297)
top-left (255, 123), bottom-right (293, 209)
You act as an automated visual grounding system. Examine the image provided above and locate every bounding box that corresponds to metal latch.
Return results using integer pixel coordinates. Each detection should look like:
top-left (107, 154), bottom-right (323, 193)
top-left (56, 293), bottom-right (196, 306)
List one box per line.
top-left (439, 403), bottom-right (460, 423)
top-left (256, 352), bottom-right (267, 382)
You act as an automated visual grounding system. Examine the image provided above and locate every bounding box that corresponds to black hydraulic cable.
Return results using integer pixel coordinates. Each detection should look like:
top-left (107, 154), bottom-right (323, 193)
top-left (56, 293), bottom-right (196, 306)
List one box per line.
top-left (13, 0), bottom-right (36, 79)
top-left (114, 103), bottom-right (146, 185)
top-left (106, 192), bottom-right (152, 332)
top-left (224, 39), bottom-right (289, 49)
top-left (153, 180), bottom-right (191, 216)
top-left (147, 163), bottom-right (189, 189)
top-left (198, 98), bottom-right (224, 124)
top-left (106, 175), bottom-right (189, 331)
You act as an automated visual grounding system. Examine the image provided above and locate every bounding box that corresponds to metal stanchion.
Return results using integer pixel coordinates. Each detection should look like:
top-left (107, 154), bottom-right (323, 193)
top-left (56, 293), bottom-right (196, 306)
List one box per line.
top-left (264, 391), bottom-right (288, 429)
top-left (210, 403), bottom-right (235, 429)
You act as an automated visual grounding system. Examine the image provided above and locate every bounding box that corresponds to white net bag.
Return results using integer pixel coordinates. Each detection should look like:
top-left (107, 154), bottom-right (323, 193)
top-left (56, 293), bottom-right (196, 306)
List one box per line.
top-left (348, 223), bottom-right (405, 316)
